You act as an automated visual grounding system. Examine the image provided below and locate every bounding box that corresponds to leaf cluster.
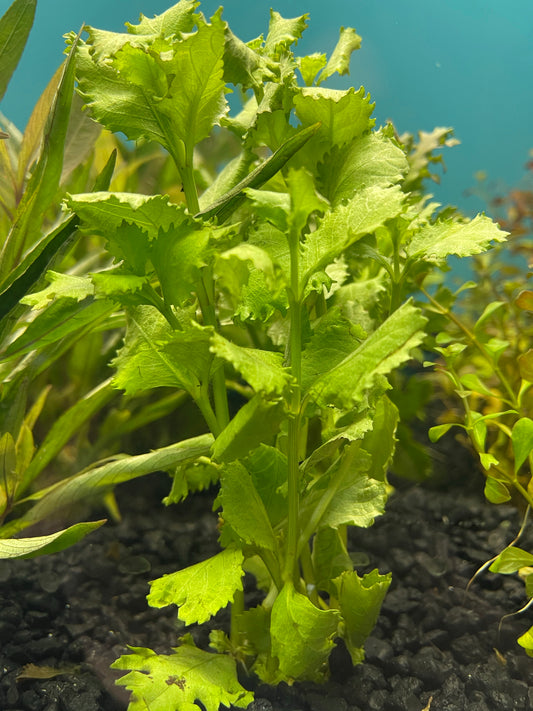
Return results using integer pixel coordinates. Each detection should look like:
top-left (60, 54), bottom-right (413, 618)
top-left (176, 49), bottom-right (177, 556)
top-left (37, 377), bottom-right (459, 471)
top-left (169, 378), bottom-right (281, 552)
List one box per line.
top-left (0, 0), bottom-right (509, 706)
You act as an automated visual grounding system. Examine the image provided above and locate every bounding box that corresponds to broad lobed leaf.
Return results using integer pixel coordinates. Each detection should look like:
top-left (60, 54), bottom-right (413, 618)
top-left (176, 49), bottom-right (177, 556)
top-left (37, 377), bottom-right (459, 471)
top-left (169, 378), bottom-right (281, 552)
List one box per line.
top-left (112, 641), bottom-right (253, 711)
top-left (147, 548), bottom-right (245, 624)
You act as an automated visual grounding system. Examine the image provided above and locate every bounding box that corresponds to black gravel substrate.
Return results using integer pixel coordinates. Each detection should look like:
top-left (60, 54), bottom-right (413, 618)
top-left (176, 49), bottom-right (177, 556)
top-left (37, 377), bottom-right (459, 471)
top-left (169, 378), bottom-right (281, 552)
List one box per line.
top-left (1, 470), bottom-right (532, 711)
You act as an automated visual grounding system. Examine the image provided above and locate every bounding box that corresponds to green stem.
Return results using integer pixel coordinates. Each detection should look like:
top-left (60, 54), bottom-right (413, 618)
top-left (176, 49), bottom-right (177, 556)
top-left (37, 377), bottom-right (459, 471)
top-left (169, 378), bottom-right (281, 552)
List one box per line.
top-left (142, 284), bottom-right (181, 331)
top-left (230, 588), bottom-right (244, 648)
top-left (299, 541), bottom-right (320, 605)
top-left (389, 239), bottom-right (403, 313)
top-left (284, 233), bottom-right (303, 584)
top-left (197, 271), bottom-right (230, 432)
top-left (259, 549), bottom-right (283, 592)
top-left (193, 392), bottom-right (221, 437)
top-left (166, 136), bottom-right (199, 215)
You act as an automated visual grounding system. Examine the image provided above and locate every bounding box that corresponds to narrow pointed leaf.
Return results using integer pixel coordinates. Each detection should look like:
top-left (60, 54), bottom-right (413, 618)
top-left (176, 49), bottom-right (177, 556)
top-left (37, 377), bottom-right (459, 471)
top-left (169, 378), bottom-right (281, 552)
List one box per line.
top-left (0, 520), bottom-right (105, 560)
top-left (19, 379), bottom-right (116, 495)
top-left (0, 435), bottom-right (213, 537)
top-left (212, 396), bottom-right (285, 463)
top-left (0, 0), bottom-right (36, 102)
top-left (1, 32), bottom-right (79, 277)
top-left (197, 122), bottom-right (321, 222)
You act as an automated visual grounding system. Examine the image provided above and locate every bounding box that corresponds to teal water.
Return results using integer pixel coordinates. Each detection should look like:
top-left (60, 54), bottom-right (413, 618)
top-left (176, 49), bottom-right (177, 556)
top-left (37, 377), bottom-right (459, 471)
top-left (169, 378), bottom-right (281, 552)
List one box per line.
top-left (1, 0), bottom-right (532, 215)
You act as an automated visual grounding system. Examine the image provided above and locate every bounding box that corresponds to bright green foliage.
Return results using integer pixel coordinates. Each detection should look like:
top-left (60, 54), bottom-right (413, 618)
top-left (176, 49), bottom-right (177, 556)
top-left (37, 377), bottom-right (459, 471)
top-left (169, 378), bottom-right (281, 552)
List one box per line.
top-left (270, 583), bottom-right (340, 682)
top-left (334, 569), bottom-right (392, 664)
top-left (0, 0), bottom-right (510, 705)
top-left (112, 641), bottom-right (253, 711)
top-left (147, 548), bottom-right (244, 625)
top-left (55, 3), bottom-right (507, 705)
top-left (424, 152), bottom-right (533, 656)
top-left (489, 546), bottom-right (533, 574)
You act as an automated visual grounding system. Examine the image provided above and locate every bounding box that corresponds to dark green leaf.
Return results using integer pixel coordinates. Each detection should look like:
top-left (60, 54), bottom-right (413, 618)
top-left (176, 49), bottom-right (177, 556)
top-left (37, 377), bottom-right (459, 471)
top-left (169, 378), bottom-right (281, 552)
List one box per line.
top-left (0, 0), bottom-right (36, 102)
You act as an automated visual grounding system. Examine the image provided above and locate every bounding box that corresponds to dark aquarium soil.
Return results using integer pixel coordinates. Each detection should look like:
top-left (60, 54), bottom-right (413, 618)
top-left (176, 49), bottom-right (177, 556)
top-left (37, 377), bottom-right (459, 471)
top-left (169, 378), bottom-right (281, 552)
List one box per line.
top-left (1, 465), bottom-right (533, 711)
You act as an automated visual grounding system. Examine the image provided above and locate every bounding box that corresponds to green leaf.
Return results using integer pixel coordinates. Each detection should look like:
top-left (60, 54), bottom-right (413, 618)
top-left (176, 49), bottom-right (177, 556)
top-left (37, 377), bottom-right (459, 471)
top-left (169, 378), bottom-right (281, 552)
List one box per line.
top-left (294, 86), bottom-right (374, 150)
top-left (245, 445), bottom-right (288, 528)
top-left (66, 191), bottom-right (183, 241)
top-left (212, 396), bottom-right (285, 464)
top-left (361, 395), bottom-right (399, 481)
top-left (217, 461), bottom-right (278, 551)
top-left (19, 379), bottom-right (116, 496)
top-left (125, 0), bottom-right (199, 35)
top-left (318, 131), bottom-right (408, 206)
top-left (163, 458), bottom-right (219, 505)
top-left (404, 126), bottom-right (460, 188)
top-left (0, 520), bottom-right (105, 560)
top-left (312, 467), bottom-right (387, 530)
top-left (223, 28), bottom-right (274, 92)
top-left (459, 373), bottom-right (495, 399)
top-left (308, 301), bottom-right (426, 410)
top-left (317, 26), bottom-right (361, 84)
top-left (0, 0), bottom-right (37, 102)
top-left (76, 11), bottom-right (227, 164)
top-left (0, 435), bottom-right (213, 537)
top-left (112, 641), bottom-right (253, 711)
top-left (518, 626), bottom-right (533, 656)
top-left (489, 546), bottom-right (533, 574)
top-left (312, 527), bottom-right (353, 594)
top-left (0, 215), bottom-right (79, 325)
top-left (263, 10), bottom-right (308, 58)
top-left (151, 222), bottom-right (211, 306)
top-left (406, 214), bottom-right (508, 261)
top-left (484, 477), bottom-right (510, 504)
top-left (473, 300), bottom-right (506, 334)
top-left (333, 569), bottom-right (391, 665)
top-left (270, 582), bottom-right (340, 682)
top-left (60, 93), bottom-right (103, 185)
top-left (512, 418), bottom-right (533, 473)
top-left (197, 122), bottom-right (321, 223)
top-left (0, 432), bottom-right (17, 515)
top-left (479, 452), bottom-right (499, 472)
top-left (301, 311), bottom-right (365, 392)
top-left (147, 548), bottom-right (244, 625)
top-left (210, 333), bottom-right (293, 396)
top-left (112, 307), bottom-right (212, 397)
top-left (3, 298), bottom-right (114, 361)
top-left (298, 52), bottom-right (327, 86)
top-left (21, 271), bottom-right (94, 309)
top-left (0, 31), bottom-right (79, 279)
top-left (299, 185), bottom-right (405, 294)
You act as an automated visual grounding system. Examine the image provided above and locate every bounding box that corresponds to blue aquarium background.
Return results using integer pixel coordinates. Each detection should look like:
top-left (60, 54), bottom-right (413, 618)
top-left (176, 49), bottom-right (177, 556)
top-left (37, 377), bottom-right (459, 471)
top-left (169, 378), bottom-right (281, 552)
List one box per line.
top-left (1, 0), bottom-right (531, 217)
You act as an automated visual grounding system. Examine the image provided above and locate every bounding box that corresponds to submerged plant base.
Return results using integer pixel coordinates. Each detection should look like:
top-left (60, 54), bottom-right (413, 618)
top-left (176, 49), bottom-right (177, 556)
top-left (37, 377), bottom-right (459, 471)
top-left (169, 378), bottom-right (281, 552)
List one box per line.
top-left (0, 471), bottom-right (531, 711)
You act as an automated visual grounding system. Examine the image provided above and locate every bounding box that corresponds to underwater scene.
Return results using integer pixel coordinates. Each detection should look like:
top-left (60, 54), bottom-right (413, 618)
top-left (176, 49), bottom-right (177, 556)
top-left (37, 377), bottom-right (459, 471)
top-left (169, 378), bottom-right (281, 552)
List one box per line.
top-left (1, 2), bottom-right (533, 710)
